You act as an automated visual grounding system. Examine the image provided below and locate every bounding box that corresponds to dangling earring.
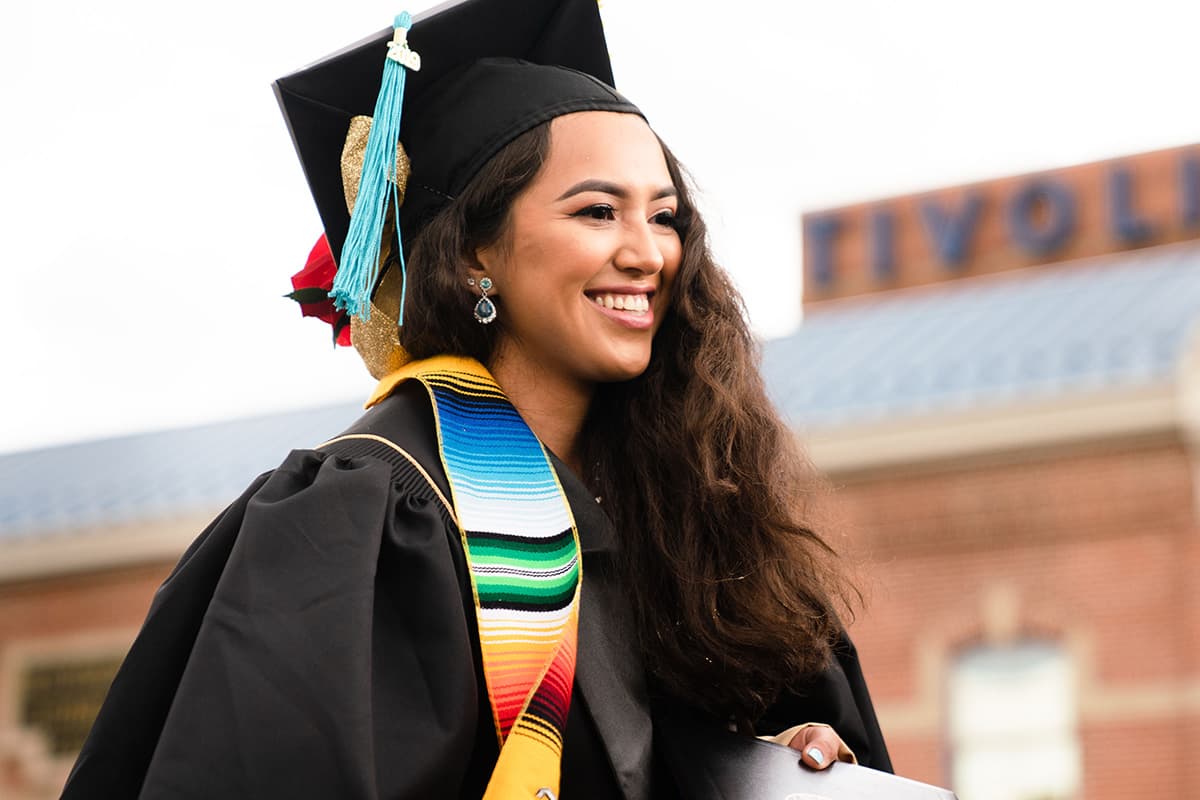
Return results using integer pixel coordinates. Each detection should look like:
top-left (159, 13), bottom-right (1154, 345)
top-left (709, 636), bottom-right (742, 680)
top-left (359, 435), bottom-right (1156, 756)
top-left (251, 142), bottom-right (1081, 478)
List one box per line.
top-left (468, 276), bottom-right (497, 324)
top-left (460, 277), bottom-right (494, 323)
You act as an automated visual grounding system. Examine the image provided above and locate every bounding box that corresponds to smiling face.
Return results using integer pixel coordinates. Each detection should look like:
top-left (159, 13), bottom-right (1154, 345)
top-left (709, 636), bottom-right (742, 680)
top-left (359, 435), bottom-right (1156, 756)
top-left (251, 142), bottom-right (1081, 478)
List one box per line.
top-left (474, 111), bottom-right (682, 392)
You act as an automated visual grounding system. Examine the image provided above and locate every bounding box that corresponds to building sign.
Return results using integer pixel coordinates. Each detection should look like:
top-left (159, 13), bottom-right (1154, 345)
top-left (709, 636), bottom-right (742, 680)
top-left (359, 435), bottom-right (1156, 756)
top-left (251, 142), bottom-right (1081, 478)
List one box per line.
top-left (20, 656), bottom-right (122, 756)
top-left (803, 144), bottom-right (1200, 304)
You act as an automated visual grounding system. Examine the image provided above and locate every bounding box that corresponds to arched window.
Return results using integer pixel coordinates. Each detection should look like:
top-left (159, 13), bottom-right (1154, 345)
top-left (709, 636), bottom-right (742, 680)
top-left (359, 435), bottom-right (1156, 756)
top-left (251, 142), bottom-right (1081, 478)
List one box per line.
top-left (948, 641), bottom-right (1082, 800)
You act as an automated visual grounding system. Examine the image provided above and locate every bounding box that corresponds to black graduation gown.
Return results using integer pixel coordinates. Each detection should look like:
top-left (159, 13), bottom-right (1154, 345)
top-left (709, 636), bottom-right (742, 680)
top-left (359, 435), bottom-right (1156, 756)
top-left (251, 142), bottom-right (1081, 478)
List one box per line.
top-left (61, 383), bottom-right (890, 799)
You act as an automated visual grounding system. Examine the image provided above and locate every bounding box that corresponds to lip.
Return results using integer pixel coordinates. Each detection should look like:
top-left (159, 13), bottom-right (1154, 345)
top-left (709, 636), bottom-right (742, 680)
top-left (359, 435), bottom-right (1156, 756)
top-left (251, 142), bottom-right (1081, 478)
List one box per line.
top-left (584, 288), bottom-right (656, 331)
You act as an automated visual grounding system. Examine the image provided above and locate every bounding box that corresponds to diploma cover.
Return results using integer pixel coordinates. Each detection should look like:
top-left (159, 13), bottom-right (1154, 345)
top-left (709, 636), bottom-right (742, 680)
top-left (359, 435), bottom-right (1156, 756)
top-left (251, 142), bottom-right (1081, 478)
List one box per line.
top-left (659, 717), bottom-right (958, 800)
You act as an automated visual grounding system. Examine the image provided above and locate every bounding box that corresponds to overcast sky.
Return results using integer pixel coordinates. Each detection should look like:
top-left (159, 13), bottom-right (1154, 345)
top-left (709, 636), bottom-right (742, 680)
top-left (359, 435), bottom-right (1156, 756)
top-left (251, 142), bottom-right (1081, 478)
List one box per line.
top-left (3, 0), bottom-right (1198, 454)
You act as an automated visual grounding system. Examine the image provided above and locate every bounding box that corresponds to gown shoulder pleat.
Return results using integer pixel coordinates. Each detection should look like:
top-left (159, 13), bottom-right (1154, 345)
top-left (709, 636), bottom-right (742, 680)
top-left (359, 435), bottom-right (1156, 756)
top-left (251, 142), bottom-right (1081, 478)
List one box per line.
top-left (62, 398), bottom-right (492, 799)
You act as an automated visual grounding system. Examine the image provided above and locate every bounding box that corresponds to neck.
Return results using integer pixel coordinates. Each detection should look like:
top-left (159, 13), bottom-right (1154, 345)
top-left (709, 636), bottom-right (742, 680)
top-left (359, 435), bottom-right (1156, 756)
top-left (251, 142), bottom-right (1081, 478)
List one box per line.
top-left (487, 346), bottom-right (593, 477)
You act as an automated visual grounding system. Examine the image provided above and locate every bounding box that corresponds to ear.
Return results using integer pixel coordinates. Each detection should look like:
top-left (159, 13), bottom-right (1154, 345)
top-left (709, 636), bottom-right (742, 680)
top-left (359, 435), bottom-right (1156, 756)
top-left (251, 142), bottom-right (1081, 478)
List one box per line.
top-left (468, 247), bottom-right (499, 295)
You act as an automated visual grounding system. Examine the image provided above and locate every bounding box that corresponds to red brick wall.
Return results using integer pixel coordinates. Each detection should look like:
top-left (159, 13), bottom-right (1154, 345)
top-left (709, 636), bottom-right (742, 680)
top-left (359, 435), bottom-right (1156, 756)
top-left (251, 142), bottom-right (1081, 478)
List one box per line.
top-left (837, 437), bottom-right (1200, 798)
top-left (0, 564), bottom-right (174, 713)
top-left (0, 564), bottom-right (171, 648)
top-left (0, 562), bottom-right (175, 799)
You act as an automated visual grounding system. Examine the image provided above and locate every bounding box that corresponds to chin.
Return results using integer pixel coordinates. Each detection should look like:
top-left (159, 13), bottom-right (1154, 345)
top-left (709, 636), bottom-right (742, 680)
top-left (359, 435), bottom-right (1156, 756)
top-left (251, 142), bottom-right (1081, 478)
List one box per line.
top-left (593, 352), bottom-right (653, 383)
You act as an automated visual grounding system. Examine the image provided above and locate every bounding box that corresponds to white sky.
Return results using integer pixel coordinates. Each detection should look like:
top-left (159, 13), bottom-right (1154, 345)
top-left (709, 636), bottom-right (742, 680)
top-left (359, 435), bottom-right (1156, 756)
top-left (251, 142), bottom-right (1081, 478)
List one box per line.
top-left (3, 0), bottom-right (1198, 454)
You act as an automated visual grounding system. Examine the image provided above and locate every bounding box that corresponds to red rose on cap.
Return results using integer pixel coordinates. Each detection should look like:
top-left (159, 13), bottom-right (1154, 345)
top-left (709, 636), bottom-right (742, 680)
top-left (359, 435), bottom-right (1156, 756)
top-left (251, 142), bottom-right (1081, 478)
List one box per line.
top-left (287, 234), bottom-right (351, 346)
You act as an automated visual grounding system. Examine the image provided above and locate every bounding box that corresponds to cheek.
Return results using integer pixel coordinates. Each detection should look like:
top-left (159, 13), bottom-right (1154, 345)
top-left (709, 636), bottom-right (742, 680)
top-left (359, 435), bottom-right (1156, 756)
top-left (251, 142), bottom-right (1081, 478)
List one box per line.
top-left (652, 244), bottom-right (684, 327)
top-left (662, 240), bottom-right (684, 289)
top-left (510, 232), bottom-right (592, 286)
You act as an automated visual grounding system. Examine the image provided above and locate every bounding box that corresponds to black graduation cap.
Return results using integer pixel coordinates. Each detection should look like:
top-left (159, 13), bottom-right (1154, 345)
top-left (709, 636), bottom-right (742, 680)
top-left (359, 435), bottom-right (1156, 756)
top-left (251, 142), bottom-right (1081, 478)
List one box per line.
top-left (273, 0), bottom-right (642, 289)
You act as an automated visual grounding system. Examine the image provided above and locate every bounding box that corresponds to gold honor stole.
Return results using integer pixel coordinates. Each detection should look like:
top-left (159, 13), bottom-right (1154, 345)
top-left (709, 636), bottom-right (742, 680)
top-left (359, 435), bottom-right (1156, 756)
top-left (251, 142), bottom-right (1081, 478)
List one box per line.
top-left (372, 356), bottom-right (583, 800)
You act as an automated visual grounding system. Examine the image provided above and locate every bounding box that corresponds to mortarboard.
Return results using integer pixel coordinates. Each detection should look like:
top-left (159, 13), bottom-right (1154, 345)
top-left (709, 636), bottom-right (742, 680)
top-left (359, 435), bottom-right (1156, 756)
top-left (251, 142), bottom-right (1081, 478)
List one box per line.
top-left (273, 0), bottom-right (643, 331)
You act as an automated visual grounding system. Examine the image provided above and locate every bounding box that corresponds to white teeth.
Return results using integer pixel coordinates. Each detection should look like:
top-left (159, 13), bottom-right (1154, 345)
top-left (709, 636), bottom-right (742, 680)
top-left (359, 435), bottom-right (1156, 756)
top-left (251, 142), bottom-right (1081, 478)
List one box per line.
top-left (591, 293), bottom-right (650, 314)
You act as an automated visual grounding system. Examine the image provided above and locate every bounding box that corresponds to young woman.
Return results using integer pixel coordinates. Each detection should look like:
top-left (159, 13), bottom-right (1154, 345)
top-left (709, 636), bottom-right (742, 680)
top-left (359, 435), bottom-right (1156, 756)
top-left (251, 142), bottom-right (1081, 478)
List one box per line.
top-left (63, 2), bottom-right (889, 797)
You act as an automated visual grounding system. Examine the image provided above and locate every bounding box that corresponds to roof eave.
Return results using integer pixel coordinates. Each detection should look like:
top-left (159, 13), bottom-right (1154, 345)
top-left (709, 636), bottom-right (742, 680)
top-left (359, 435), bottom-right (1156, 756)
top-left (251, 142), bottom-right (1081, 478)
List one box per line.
top-left (801, 381), bottom-right (1183, 476)
top-left (0, 511), bottom-right (216, 585)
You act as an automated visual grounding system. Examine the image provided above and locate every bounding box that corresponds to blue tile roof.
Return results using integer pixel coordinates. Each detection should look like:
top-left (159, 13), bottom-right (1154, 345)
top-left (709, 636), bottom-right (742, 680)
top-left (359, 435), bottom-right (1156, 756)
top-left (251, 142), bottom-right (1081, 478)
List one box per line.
top-left (762, 243), bottom-right (1200, 429)
top-left (0, 403), bottom-right (362, 540)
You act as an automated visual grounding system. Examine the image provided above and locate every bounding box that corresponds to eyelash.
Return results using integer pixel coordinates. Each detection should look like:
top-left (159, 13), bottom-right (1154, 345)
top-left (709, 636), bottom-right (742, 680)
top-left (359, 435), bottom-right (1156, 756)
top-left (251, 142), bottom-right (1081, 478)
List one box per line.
top-left (572, 204), bottom-right (679, 228)
top-left (573, 204), bottom-right (617, 221)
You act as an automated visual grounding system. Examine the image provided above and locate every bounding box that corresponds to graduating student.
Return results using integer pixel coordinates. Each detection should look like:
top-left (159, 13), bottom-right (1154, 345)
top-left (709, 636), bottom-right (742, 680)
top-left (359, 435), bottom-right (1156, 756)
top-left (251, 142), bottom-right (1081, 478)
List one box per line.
top-left (62, 1), bottom-right (890, 797)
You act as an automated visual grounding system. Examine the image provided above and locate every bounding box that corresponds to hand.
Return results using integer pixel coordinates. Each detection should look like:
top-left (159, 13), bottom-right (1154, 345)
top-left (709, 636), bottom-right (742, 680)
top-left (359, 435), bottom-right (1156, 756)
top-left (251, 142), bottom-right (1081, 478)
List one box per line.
top-left (787, 724), bottom-right (852, 771)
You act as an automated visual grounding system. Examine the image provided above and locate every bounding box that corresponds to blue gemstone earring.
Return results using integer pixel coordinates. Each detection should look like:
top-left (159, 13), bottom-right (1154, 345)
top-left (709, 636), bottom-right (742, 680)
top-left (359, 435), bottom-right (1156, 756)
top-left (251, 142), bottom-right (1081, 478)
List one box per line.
top-left (470, 276), bottom-right (497, 324)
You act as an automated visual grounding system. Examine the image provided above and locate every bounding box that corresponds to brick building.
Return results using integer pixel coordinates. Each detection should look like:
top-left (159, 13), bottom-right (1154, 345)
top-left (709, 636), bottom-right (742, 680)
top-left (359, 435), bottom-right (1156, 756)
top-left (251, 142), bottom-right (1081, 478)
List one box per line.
top-left (3, 145), bottom-right (1200, 798)
top-left (764, 143), bottom-right (1200, 798)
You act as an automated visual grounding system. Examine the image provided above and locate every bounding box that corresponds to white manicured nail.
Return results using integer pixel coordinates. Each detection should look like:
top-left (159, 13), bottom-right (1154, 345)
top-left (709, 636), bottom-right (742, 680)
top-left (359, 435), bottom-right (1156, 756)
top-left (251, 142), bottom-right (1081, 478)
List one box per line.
top-left (806, 747), bottom-right (825, 766)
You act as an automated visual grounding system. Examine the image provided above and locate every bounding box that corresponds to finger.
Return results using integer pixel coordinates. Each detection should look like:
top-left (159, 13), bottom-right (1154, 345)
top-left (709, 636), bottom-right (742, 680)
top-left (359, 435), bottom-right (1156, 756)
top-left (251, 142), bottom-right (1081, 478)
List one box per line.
top-left (802, 745), bottom-right (830, 770)
top-left (788, 727), bottom-right (838, 771)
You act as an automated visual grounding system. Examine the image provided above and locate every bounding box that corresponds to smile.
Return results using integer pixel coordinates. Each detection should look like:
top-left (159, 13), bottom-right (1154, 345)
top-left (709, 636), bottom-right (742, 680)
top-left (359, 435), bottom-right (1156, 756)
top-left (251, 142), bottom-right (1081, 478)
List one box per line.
top-left (589, 292), bottom-right (651, 314)
top-left (584, 290), bottom-right (656, 330)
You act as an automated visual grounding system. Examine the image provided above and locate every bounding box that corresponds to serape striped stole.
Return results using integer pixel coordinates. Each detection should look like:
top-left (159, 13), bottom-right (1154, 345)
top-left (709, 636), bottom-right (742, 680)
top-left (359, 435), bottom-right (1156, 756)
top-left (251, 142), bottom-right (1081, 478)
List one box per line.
top-left (375, 356), bottom-right (582, 800)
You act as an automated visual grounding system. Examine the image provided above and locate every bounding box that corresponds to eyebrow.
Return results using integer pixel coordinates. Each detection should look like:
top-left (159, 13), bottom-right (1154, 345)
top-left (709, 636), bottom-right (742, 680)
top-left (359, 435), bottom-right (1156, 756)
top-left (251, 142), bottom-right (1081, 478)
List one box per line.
top-left (555, 179), bottom-right (678, 202)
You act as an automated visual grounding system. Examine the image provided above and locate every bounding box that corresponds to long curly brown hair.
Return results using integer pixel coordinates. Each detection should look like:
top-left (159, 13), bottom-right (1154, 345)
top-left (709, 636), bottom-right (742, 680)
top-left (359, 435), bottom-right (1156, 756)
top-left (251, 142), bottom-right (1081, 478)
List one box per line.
top-left (398, 119), bottom-right (854, 721)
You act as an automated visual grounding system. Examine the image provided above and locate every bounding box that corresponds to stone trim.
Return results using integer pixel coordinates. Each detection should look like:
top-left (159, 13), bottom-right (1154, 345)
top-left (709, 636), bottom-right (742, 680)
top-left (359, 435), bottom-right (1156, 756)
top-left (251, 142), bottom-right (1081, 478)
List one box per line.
top-left (0, 512), bottom-right (211, 584)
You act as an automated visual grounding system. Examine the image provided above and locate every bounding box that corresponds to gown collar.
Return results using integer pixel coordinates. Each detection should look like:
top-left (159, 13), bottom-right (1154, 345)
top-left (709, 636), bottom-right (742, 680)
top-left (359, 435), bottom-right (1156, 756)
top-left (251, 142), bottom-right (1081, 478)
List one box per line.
top-left (549, 453), bottom-right (653, 799)
top-left (546, 450), bottom-right (617, 555)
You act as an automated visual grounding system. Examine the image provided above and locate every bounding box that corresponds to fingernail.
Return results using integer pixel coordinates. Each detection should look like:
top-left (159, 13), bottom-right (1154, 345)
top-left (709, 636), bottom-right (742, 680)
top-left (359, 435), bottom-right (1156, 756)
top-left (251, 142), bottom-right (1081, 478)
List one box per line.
top-left (806, 747), bottom-right (825, 766)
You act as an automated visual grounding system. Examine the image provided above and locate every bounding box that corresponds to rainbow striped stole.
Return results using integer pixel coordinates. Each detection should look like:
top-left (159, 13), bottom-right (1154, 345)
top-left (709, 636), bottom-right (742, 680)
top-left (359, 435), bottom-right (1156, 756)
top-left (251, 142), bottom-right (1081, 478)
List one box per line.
top-left (379, 356), bottom-right (582, 800)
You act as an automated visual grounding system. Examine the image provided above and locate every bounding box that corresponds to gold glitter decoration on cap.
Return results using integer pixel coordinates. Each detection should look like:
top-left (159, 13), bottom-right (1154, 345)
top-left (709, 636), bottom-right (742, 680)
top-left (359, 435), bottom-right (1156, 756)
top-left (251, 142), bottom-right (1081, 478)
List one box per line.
top-left (341, 115), bottom-right (412, 214)
top-left (351, 249), bottom-right (410, 379)
top-left (341, 115), bottom-right (413, 378)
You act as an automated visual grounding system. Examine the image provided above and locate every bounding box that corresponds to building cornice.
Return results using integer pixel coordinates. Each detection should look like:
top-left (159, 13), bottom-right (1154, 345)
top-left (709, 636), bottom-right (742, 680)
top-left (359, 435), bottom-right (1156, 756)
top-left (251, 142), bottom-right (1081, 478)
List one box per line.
top-left (803, 381), bottom-right (1183, 476)
top-left (0, 512), bottom-right (215, 584)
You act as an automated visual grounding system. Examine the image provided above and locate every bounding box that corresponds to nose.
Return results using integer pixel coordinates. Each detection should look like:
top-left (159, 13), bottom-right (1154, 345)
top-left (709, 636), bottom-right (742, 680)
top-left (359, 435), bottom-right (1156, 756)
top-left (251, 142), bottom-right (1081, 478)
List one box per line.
top-left (614, 217), bottom-right (666, 275)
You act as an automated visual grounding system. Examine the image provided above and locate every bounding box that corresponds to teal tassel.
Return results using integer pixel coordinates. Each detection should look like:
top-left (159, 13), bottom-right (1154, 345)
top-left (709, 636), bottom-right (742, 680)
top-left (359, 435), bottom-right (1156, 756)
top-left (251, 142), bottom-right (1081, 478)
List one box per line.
top-left (331, 11), bottom-right (419, 323)
top-left (392, 158), bottom-right (409, 326)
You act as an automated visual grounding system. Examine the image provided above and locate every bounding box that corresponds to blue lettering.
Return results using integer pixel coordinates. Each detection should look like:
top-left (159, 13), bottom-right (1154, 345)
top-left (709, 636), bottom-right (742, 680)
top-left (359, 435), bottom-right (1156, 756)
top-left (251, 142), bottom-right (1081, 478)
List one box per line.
top-left (869, 207), bottom-right (895, 280)
top-left (919, 193), bottom-right (983, 270)
top-left (1008, 180), bottom-right (1075, 257)
top-left (805, 215), bottom-right (841, 287)
top-left (1109, 164), bottom-right (1155, 243)
top-left (1180, 155), bottom-right (1200, 229)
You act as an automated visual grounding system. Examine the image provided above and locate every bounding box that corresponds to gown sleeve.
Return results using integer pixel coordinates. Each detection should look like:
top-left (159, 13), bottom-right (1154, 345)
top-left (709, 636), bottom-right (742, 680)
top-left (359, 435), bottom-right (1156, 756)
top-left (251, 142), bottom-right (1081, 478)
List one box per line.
top-left (754, 630), bottom-right (894, 773)
top-left (61, 448), bottom-right (485, 800)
